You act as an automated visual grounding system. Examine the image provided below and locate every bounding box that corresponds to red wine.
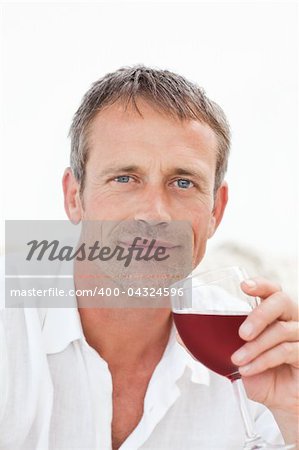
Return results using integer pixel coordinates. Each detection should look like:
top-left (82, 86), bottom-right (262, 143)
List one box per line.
top-left (173, 312), bottom-right (247, 380)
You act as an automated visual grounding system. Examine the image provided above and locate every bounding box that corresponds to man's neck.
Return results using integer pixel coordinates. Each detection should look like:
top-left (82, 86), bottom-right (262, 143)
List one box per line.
top-left (78, 306), bottom-right (173, 372)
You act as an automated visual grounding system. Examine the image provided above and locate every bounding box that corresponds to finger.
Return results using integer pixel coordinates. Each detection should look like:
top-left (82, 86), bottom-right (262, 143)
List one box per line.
top-left (232, 320), bottom-right (299, 366)
top-left (238, 292), bottom-right (298, 340)
top-left (238, 342), bottom-right (299, 376)
top-left (241, 277), bottom-right (282, 299)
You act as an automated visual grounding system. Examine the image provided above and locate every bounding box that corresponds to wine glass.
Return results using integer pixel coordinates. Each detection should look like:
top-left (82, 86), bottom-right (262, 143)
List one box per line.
top-left (171, 266), bottom-right (295, 449)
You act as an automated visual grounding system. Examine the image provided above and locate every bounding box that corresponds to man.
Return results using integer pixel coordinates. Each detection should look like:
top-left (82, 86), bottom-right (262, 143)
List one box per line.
top-left (1, 66), bottom-right (298, 449)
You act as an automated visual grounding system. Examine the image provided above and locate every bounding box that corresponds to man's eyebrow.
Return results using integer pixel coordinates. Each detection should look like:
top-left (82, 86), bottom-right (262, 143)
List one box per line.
top-left (171, 167), bottom-right (208, 180)
top-left (99, 165), bottom-right (141, 176)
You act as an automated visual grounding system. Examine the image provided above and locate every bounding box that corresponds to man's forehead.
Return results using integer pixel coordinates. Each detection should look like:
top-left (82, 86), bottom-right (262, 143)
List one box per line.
top-left (87, 98), bottom-right (218, 153)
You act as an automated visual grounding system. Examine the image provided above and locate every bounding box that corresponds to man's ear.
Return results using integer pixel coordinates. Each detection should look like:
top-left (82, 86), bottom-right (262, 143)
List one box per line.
top-left (208, 182), bottom-right (228, 238)
top-left (62, 168), bottom-right (83, 224)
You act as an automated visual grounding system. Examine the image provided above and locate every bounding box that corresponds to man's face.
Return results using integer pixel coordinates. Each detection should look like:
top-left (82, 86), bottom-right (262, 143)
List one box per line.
top-left (64, 98), bottom-right (228, 270)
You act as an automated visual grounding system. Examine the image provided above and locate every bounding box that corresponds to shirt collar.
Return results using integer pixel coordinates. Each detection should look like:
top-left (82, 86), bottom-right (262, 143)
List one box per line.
top-left (42, 306), bottom-right (210, 387)
top-left (42, 306), bottom-right (84, 354)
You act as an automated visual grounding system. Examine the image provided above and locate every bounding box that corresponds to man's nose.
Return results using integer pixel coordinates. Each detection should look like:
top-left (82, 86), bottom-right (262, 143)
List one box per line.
top-left (133, 187), bottom-right (172, 224)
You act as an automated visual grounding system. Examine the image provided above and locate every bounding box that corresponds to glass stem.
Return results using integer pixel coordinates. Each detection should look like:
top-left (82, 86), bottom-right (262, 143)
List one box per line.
top-left (232, 378), bottom-right (260, 442)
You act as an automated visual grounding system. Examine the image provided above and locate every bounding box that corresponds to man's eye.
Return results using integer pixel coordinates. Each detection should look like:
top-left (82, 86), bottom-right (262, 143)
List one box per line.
top-left (114, 175), bottom-right (132, 183)
top-left (174, 179), bottom-right (194, 189)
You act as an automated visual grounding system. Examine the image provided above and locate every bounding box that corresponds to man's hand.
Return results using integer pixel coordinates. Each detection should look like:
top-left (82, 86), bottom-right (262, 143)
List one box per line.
top-left (231, 277), bottom-right (299, 446)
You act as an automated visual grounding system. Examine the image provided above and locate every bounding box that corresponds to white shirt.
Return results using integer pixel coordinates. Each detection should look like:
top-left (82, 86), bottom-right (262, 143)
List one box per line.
top-left (0, 304), bottom-right (285, 450)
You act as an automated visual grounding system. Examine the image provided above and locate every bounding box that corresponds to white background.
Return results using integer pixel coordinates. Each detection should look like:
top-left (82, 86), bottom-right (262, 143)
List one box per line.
top-left (1, 1), bottom-right (298, 265)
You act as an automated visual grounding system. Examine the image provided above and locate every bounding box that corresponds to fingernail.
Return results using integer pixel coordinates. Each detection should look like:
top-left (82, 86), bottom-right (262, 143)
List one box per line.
top-left (239, 363), bottom-right (251, 374)
top-left (243, 279), bottom-right (257, 289)
top-left (239, 321), bottom-right (254, 337)
top-left (232, 348), bottom-right (247, 363)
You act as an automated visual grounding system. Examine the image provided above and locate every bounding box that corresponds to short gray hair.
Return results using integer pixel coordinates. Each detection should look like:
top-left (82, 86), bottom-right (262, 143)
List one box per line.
top-left (69, 65), bottom-right (231, 194)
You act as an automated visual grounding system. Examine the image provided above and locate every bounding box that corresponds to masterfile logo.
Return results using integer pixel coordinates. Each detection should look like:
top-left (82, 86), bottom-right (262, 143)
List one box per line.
top-left (5, 220), bottom-right (193, 309)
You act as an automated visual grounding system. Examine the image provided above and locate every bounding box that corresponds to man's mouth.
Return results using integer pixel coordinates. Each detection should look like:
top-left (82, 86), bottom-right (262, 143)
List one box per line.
top-left (118, 237), bottom-right (179, 250)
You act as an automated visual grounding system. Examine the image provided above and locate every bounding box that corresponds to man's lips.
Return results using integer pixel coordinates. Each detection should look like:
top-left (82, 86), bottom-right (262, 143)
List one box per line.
top-left (118, 238), bottom-right (179, 249)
